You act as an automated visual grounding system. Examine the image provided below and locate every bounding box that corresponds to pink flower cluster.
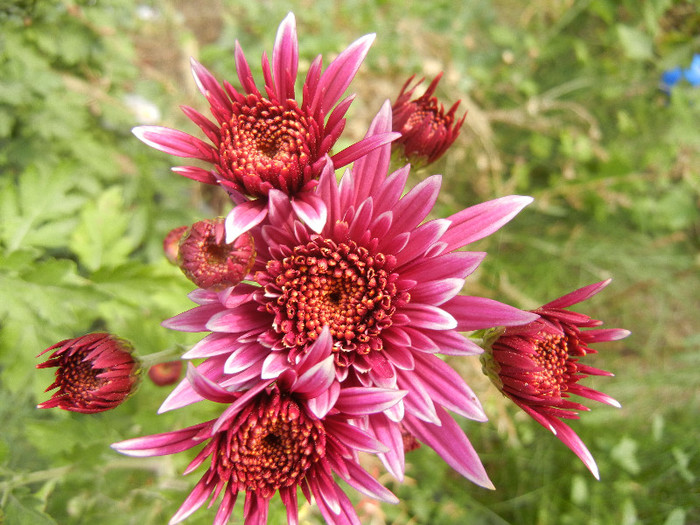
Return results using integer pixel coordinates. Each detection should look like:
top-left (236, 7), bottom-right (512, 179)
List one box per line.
top-left (36, 12), bottom-right (628, 525)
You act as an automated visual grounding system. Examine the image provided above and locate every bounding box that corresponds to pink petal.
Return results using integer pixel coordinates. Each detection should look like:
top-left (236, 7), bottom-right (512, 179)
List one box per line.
top-left (189, 58), bottom-right (231, 118)
top-left (404, 407), bottom-right (494, 489)
top-left (335, 387), bottom-right (407, 415)
top-left (444, 295), bottom-right (540, 330)
top-left (224, 200), bottom-right (269, 243)
top-left (162, 304), bottom-right (223, 332)
top-left (186, 363), bottom-right (238, 404)
top-left (413, 352), bottom-right (487, 421)
top-left (400, 303), bottom-right (457, 330)
top-left (234, 41), bottom-right (260, 96)
top-left (171, 166), bottom-right (218, 185)
top-left (368, 413), bottom-right (405, 481)
top-left (331, 131), bottom-right (401, 170)
top-left (544, 279), bottom-right (611, 309)
top-left (291, 192), bottom-right (327, 233)
top-left (439, 195), bottom-right (534, 253)
top-left (343, 101), bottom-right (394, 204)
top-left (132, 126), bottom-right (217, 162)
top-left (408, 278), bottom-right (465, 306)
top-left (272, 12), bottom-right (298, 103)
top-left (170, 476), bottom-right (217, 524)
top-left (340, 459), bottom-right (399, 504)
top-left (316, 33), bottom-right (375, 115)
top-left (324, 419), bottom-right (389, 454)
top-left (111, 422), bottom-right (208, 457)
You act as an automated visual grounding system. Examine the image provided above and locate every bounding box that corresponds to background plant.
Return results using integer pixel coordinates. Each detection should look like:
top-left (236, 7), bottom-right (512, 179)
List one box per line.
top-left (0, 0), bottom-right (697, 524)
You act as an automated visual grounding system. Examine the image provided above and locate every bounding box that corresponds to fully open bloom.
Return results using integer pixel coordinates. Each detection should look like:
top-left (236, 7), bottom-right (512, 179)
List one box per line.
top-left (480, 280), bottom-right (630, 479)
top-left (176, 218), bottom-right (256, 290)
top-left (391, 73), bottom-right (466, 167)
top-left (113, 329), bottom-right (403, 525)
top-left (160, 103), bottom-right (538, 487)
top-left (134, 13), bottom-right (398, 238)
top-left (36, 333), bottom-right (140, 414)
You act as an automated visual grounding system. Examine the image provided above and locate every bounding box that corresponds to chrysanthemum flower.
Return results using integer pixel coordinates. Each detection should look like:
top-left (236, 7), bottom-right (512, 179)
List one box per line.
top-left (113, 329), bottom-right (403, 525)
top-left (36, 333), bottom-right (140, 414)
top-left (134, 12), bottom-right (398, 238)
top-left (160, 103), bottom-right (538, 488)
top-left (391, 72), bottom-right (466, 167)
top-left (480, 279), bottom-right (630, 479)
top-left (176, 217), bottom-right (256, 290)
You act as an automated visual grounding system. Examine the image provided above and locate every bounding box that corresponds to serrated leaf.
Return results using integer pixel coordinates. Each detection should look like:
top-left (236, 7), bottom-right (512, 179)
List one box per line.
top-left (69, 187), bottom-right (141, 271)
top-left (3, 494), bottom-right (58, 525)
top-left (0, 164), bottom-right (86, 253)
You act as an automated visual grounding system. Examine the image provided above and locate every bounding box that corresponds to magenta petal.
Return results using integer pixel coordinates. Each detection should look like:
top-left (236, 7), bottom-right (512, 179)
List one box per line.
top-left (317, 33), bottom-right (375, 115)
top-left (306, 381), bottom-right (340, 419)
top-left (132, 126), bottom-right (217, 162)
top-left (400, 303), bottom-right (457, 330)
top-left (207, 304), bottom-right (268, 333)
top-left (111, 422), bottom-right (208, 457)
top-left (544, 279), bottom-right (611, 309)
top-left (331, 131), bottom-right (401, 169)
top-left (171, 166), bottom-right (218, 184)
top-left (440, 195), bottom-right (534, 253)
top-left (547, 414), bottom-right (600, 479)
top-left (340, 459), bottom-right (399, 504)
top-left (186, 363), bottom-right (238, 404)
top-left (162, 304), bottom-right (224, 332)
top-left (224, 200), bottom-right (269, 243)
top-left (293, 355), bottom-right (335, 397)
top-left (413, 352), bottom-right (486, 421)
top-left (259, 351), bottom-right (290, 379)
top-left (272, 12), bottom-right (298, 103)
top-left (324, 419), bottom-right (389, 454)
top-left (170, 477), bottom-right (216, 524)
top-left (213, 380), bottom-right (272, 433)
top-left (368, 413), bottom-right (405, 481)
top-left (404, 407), bottom-right (494, 489)
top-left (445, 295), bottom-right (539, 330)
top-left (335, 387), bottom-right (407, 415)
top-left (408, 278), bottom-right (465, 306)
top-left (291, 192), bottom-right (327, 233)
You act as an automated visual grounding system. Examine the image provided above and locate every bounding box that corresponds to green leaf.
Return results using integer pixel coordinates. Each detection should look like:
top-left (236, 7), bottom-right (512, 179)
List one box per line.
top-left (0, 164), bottom-right (86, 253)
top-left (69, 187), bottom-right (142, 271)
top-left (3, 494), bottom-right (58, 525)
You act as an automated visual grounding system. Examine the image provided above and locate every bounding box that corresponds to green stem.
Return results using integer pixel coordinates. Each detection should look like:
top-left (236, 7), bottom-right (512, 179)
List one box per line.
top-left (138, 346), bottom-right (188, 369)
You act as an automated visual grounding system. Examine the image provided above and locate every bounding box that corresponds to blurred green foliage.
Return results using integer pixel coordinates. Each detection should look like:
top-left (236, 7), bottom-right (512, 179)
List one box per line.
top-left (1, 0), bottom-right (698, 524)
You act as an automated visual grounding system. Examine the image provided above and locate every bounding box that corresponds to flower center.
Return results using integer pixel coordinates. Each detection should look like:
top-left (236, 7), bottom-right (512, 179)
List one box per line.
top-left (58, 350), bottom-right (106, 406)
top-left (217, 95), bottom-right (319, 197)
top-left (216, 392), bottom-right (325, 498)
top-left (532, 333), bottom-right (577, 397)
top-left (259, 236), bottom-right (407, 368)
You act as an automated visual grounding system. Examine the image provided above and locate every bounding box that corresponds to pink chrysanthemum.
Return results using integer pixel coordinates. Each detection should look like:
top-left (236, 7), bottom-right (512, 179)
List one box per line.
top-left (161, 103), bottom-right (538, 488)
top-left (36, 333), bottom-right (140, 414)
top-left (391, 73), bottom-right (466, 167)
top-left (133, 13), bottom-right (398, 238)
top-left (176, 217), bottom-right (256, 290)
top-left (113, 329), bottom-right (403, 525)
top-left (481, 279), bottom-right (630, 479)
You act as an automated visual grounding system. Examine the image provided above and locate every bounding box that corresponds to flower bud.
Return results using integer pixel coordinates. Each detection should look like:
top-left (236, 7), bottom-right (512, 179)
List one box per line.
top-left (36, 333), bottom-right (140, 414)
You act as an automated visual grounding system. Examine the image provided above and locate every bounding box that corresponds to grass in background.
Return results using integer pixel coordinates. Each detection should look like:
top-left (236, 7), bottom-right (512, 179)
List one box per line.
top-left (0, 0), bottom-right (697, 523)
